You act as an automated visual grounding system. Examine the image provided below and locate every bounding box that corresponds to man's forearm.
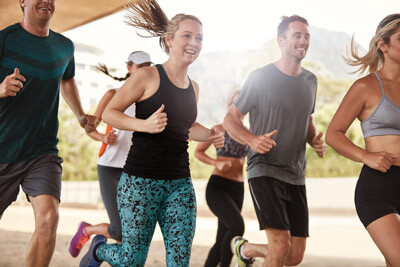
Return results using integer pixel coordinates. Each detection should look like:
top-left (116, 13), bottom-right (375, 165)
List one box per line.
top-left (223, 111), bottom-right (252, 145)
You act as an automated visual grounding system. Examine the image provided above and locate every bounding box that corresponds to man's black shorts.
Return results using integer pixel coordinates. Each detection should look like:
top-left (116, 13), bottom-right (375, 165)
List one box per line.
top-left (248, 176), bottom-right (309, 237)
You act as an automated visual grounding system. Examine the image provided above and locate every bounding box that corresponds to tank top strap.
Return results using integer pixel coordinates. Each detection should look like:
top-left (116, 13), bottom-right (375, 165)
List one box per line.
top-left (374, 72), bottom-right (386, 95)
top-left (156, 64), bottom-right (193, 90)
top-left (156, 64), bottom-right (167, 83)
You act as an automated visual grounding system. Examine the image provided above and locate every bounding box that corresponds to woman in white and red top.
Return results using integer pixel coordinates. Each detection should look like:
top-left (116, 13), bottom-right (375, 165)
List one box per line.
top-left (68, 51), bottom-right (152, 258)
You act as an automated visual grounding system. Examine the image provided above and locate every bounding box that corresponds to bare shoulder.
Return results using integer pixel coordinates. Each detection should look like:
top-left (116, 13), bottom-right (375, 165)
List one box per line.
top-left (130, 66), bottom-right (160, 102)
top-left (133, 65), bottom-right (158, 81)
top-left (346, 74), bottom-right (382, 105)
top-left (191, 79), bottom-right (199, 92)
top-left (191, 79), bottom-right (199, 87)
top-left (350, 73), bottom-right (378, 94)
top-left (98, 89), bottom-right (117, 105)
top-left (341, 73), bottom-right (383, 121)
top-left (104, 88), bottom-right (117, 97)
top-left (131, 66), bottom-right (159, 90)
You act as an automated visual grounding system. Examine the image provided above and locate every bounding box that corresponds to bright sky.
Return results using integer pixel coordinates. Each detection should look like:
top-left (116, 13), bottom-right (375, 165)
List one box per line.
top-left (64, 0), bottom-right (398, 66)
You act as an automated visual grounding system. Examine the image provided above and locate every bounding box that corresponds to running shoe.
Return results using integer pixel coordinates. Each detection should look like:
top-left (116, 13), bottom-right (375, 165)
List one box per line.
top-left (79, 235), bottom-right (106, 267)
top-left (69, 221), bottom-right (91, 257)
top-left (231, 236), bottom-right (255, 267)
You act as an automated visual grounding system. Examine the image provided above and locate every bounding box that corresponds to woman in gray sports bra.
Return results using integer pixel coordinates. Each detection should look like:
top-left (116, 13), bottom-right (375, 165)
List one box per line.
top-left (326, 14), bottom-right (400, 267)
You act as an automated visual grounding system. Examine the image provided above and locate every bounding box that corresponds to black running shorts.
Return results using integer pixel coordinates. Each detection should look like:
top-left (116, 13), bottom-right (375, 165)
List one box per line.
top-left (248, 176), bottom-right (309, 237)
top-left (355, 164), bottom-right (400, 227)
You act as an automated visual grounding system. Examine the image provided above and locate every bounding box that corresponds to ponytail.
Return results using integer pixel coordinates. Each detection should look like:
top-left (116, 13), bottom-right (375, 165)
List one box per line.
top-left (124, 0), bottom-right (202, 54)
top-left (344, 14), bottom-right (400, 75)
top-left (125, 0), bottom-right (169, 52)
top-left (96, 63), bottom-right (130, 82)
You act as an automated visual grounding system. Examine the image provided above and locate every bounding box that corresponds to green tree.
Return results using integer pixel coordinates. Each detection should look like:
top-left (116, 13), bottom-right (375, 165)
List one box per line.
top-left (57, 101), bottom-right (98, 181)
top-left (189, 141), bottom-right (216, 179)
top-left (305, 73), bottom-right (364, 177)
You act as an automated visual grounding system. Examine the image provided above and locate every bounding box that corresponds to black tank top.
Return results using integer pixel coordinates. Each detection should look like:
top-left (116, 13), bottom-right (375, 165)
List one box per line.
top-left (123, 64), bottom-right (197, 179)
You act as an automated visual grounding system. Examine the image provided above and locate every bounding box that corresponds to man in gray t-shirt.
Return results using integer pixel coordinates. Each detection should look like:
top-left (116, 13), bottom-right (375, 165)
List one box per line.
top-left (224, 15), bottom-right (326, 267)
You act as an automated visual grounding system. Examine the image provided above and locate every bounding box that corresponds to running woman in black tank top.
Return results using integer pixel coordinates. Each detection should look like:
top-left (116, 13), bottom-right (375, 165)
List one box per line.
top-left (195, 91), bottom-right (248, 267)
top-left (78, 1), bottom-right (224, 267)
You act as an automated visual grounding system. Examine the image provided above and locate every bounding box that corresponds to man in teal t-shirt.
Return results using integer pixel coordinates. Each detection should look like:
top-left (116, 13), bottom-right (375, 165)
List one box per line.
top-left (0, 1), bottom-right (97, 266)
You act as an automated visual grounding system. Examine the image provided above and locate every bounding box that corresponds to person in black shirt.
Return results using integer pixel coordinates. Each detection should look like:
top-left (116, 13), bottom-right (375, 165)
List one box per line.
top-left (79, 0), bottom-right (224, 267)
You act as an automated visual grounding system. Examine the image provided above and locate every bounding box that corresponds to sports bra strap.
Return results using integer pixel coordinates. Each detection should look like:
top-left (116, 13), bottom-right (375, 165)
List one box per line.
top-left (374, 72), bottom-right (385, 95)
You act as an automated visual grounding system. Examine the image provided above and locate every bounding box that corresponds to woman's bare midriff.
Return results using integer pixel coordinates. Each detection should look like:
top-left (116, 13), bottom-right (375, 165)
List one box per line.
top-left (365, 135), bottom-right (400, 166)
top-left (212, 156), bottom-right (245, 182)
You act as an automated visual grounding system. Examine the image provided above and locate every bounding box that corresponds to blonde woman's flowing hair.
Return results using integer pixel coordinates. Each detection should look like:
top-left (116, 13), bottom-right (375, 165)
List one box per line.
top-left (345, 14), bottom-right (400, 75)
top-left (124, 0), bottom-right (202, 54)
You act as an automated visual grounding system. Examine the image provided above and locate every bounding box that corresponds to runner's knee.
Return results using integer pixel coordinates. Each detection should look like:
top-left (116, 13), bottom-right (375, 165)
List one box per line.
top-left (285, 252), bottom-right (304, 266)
top-left (285, 240), bottom-right (306, 266)
top-left (35, 209), bottom-right (59, 234)
top-left (269, 239), bottom-right (291, 259)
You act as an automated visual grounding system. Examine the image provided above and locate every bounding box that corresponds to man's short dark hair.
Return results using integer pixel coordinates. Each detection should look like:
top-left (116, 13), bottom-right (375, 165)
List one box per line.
top-left (277, 15), bottom-right (308, 37)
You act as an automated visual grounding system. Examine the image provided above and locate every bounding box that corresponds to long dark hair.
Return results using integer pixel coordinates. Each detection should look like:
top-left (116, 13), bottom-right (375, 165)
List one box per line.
top-left (96, 63), bottom-right (131, 81)
top-left (96, 61), bottom-right (151, 81)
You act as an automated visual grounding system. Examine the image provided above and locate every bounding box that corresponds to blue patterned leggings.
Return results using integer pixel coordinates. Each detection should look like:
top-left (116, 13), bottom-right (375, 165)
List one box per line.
top-left (96, 173), bottom-right (197, 267)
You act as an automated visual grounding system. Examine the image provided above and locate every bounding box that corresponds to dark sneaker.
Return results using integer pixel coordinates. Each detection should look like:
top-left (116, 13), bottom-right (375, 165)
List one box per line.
top-left (68, 221), bottom-right (91, 257)
top-left (79, 235), bottom-right (107, 267)
top-left (231, 236), bottom-right (255, 267)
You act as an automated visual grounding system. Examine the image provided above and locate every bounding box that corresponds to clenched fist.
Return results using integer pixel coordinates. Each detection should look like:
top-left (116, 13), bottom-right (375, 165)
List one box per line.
top-left (0, 68), bottom-right (26, 98)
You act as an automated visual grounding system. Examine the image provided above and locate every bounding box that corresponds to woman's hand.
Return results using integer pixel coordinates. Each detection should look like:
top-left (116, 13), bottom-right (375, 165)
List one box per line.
top-left (209, 127), bottom-right (224, 148)
top-left (102, 130), bottom-right (118, 145)
top-left (363, 151), bottom-right (398, 173)
top-left (142, 104), bottom-right (168, 133)
top-left (215, 160), bottom-right (232, 172)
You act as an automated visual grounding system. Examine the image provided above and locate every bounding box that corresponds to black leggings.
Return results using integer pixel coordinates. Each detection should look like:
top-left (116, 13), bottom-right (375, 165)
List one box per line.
top-left (205, 175), bottom-right (244, 267)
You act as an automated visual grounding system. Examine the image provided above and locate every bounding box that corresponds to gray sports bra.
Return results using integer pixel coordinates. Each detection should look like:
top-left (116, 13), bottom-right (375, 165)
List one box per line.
top-left (360, 72), bottom-right (400, 138)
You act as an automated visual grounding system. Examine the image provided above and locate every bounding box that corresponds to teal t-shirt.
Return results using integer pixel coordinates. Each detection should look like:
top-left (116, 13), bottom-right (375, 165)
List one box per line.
top-left (0, 23), bottom-right (75, 163)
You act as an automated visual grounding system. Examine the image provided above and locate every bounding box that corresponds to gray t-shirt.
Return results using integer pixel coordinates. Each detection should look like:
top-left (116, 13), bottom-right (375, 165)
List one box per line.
top-left (234, 63), bottom-right (317, 185)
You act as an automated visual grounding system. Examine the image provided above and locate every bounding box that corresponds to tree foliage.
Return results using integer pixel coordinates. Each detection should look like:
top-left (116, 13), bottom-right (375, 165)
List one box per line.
top-left (305, 69), bottom-right (365, 177)
top-left (58, 101), bottom-right (98, 181)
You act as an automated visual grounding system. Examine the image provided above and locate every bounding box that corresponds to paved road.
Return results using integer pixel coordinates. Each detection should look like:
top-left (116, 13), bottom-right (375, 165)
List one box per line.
top-left (0, 178), bottom-right (386, 266)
